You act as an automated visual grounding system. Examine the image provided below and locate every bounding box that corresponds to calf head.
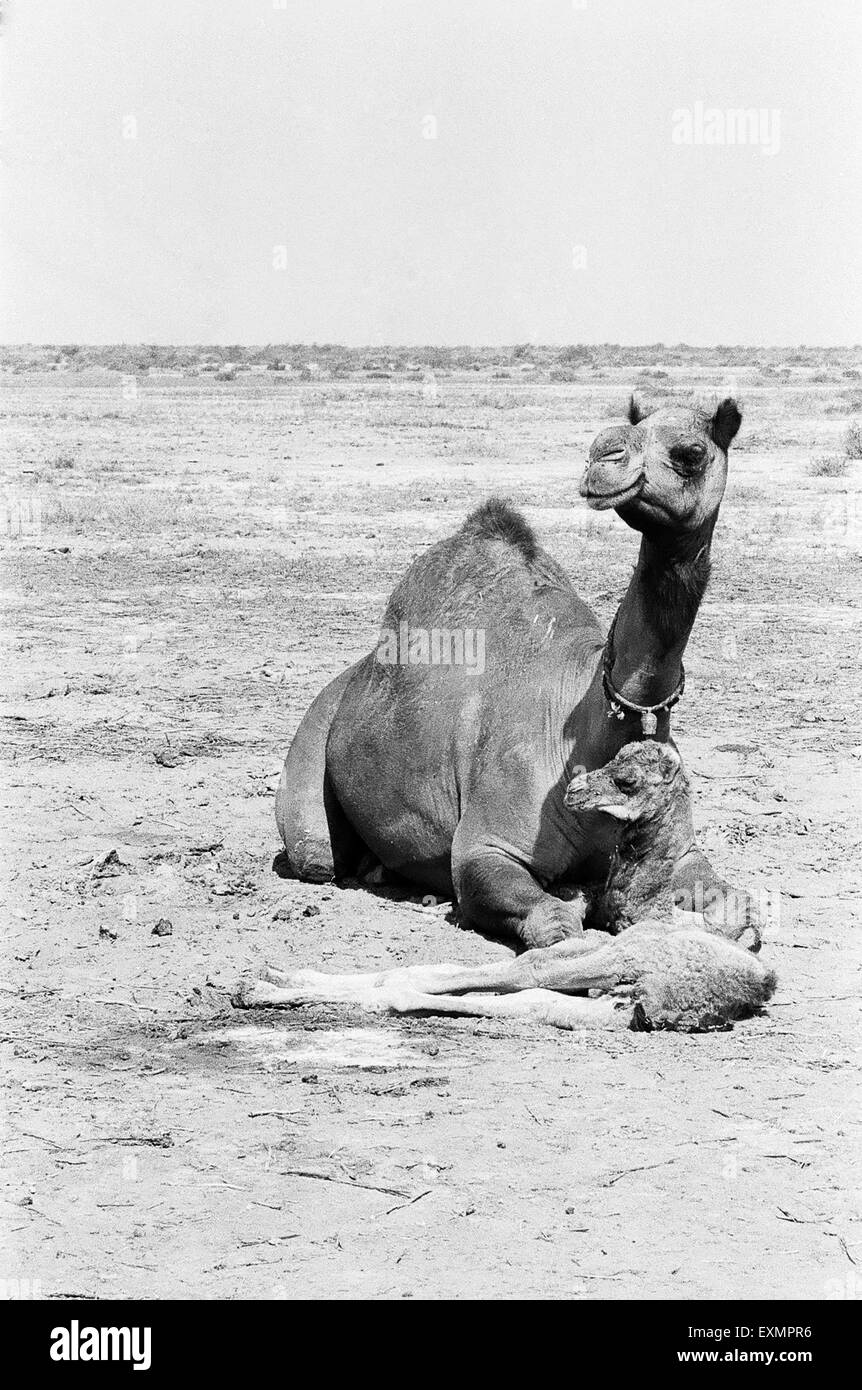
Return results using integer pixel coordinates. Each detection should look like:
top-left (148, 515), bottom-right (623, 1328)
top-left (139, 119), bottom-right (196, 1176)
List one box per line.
top-left (564, 741), bottom-right (686, 824)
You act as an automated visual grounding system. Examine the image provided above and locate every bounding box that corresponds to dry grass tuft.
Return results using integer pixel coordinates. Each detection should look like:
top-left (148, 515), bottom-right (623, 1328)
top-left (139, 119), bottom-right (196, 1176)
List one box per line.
top-left (809, 454), bottom-right (849, 478)
top-left (844, 420), bottom-right (862, 459)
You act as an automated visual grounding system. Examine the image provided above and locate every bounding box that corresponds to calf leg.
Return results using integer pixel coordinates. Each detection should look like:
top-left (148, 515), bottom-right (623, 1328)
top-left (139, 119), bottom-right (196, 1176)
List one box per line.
top-left (388, 989), bottom-right (623, 1030)
top-left (234, 974), bottom-right (624, 1030)
top-left (671, 849), bottom-right (762, 951)
top-left (253, 931), bottom-right (609, 1002)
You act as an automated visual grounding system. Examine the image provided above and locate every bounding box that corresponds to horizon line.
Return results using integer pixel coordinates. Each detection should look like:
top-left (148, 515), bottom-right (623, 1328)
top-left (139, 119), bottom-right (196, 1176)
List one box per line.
top-left (2, 341), bottom-right (860, 352)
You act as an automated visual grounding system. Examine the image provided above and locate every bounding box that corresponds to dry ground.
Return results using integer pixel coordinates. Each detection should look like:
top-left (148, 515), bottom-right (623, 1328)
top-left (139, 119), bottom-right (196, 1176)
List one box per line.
top-left (1, 360), bottom-right (860, 1300)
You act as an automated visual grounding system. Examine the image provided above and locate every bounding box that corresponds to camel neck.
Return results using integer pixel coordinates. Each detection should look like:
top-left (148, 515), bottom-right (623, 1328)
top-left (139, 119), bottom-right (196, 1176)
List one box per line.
top-left (601, 792), bottom-right (697, 925)
top-left (608, 524), bottom-right (714, 707)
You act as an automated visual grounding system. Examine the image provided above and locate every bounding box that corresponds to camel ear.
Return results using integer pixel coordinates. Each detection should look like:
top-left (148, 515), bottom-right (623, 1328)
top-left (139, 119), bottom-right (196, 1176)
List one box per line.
top-left (710, 398), bottom-right (742, 452)
top-left (627, 393), bottom-right (647, 426)
top-left (658, 746), bottom-right (682, 782)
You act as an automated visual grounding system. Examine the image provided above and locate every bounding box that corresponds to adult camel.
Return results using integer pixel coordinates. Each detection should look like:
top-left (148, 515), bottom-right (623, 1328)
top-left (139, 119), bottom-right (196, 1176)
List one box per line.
top-left (276, 394), bottom-right (751, 950)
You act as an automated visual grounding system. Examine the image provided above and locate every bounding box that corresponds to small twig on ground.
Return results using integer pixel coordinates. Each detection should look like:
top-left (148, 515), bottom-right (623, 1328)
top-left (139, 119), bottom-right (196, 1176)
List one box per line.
top-left (21, 1204), bottom-right (63, 1227)
top-left (204, 1258), bottom-right (281, 1272)
top-left (46, 1292), bottom-right (99, 1301)
top-left (777, 1207), bottom-right (819, 1224)
top-left (279, 1167), bottom-right (411, 1199)
top-left (1, 1035), bottom-right (82, 1047)
top-left (603, 1159), bottom-right (676, 1187)
top-left (18, 1130), bottom-right (68, 1151)
top-left (238, 1235), bottom-right (300, 1247)
top-left (247, 1109), bottom-right (303, 1118)
top-left (90, 997), bottom-right (159, 1012)
top-left (100, 1133), bottom-right (173, 1148)
top-left (385, 1188), bottom-right (432, 1217)
top-left (0, 985), bottom-right (60, 998)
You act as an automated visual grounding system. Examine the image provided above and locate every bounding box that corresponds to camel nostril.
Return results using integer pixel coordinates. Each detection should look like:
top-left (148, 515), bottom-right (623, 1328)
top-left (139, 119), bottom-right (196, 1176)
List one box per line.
top-left (564, 776), bottom-right (588, 807)
top-left (588, 425), bottom-right (632, 465)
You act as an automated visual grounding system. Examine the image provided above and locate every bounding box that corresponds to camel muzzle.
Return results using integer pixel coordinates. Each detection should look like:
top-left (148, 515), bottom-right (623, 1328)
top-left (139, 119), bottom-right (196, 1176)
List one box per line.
top-left (580, 469), bottom-right (645, 510)
top-left (580, 425), bottom-right (644, 509)
top-left (564, 769), bottom-right (636, 819)
top-left (581, 433), bottom-right (642, 511)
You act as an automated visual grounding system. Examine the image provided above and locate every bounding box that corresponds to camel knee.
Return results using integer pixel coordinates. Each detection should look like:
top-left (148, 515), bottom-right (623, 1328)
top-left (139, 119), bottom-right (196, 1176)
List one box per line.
top-left (452, 851), bottom-right (522, 937)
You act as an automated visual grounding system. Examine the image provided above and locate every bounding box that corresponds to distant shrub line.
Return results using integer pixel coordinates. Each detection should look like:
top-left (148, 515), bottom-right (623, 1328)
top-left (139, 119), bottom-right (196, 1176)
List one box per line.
top-left (2, 343), bottom-right (860, 381)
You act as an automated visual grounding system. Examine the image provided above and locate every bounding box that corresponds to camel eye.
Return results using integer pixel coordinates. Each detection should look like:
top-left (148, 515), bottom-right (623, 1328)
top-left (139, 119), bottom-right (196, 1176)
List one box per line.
top-left (669, 442), bottom-right (707, 473)
top-left (612, 770), bottom-right (640, 793)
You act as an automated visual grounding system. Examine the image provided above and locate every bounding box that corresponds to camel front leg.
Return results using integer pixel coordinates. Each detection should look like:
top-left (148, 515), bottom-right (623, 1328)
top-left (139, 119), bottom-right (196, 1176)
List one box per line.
top-left (451, 835), bottom-right (588, 949)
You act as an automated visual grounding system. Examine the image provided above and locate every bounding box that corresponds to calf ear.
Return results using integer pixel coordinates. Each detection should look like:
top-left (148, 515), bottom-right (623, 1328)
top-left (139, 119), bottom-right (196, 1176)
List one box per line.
top-left (658, 746), bottom-right (682, 781)
top-left (627, 392), bottom-right (647, 425)
top-left (710, 398), bottom-right (742, 451)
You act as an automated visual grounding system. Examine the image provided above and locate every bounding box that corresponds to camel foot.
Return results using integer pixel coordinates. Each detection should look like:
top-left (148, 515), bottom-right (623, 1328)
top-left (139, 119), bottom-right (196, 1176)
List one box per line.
top-left (521, 894), bottom-right (587, 949)
top-left (286, 839), bottom-right (336, 884)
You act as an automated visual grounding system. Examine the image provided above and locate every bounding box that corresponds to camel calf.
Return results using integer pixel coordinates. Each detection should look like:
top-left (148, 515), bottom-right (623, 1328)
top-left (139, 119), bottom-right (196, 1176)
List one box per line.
top-left (234, 920), bottom-right (774, 1032)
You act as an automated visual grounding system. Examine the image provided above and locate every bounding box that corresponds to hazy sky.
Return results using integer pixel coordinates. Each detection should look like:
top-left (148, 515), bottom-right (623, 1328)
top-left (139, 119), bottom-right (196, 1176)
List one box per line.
top-left (2, 0), bottom-right (860, 344)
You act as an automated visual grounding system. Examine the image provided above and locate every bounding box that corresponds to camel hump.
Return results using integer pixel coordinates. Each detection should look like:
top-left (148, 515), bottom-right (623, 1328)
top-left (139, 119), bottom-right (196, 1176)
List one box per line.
top-left (460, 497), bottom-right (538, 564)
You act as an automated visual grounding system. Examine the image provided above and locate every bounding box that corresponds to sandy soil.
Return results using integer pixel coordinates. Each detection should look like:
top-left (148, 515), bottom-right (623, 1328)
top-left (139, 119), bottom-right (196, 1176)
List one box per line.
top-left (1, 363), bottom-right (860, 1300)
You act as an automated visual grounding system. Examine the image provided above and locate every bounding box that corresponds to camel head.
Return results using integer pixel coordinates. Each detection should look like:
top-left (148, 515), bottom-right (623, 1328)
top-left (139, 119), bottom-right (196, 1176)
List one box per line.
top-left (564, 741), bottom-right (687, 825)
top-left (580, 395), bottom-right (741, 537)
